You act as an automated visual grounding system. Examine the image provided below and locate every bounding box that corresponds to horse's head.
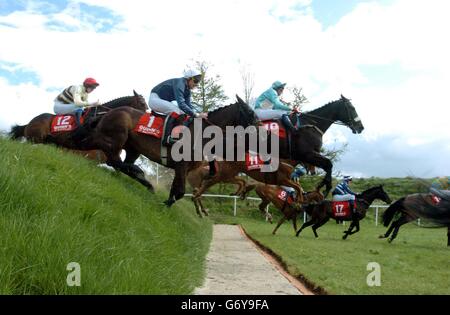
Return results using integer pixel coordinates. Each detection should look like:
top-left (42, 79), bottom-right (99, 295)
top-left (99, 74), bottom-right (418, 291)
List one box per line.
top-left (335, 95), bottom-right (364, 134)
top-left (132, 90), bottom-right (149, 112)
top-left (236, 95), bottom-right (258, 128)
top-left (360, 185), bottom-right (392, 205)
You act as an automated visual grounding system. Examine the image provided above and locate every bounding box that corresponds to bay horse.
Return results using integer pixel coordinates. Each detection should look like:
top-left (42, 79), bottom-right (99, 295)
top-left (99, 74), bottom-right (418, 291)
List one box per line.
top-left (380, 189), bottom-right (450, 246)
top-left (9, 90), bottom-right (148, 150)
top-left (83, 96), bottom-right (259, 206)
top-left (254, 184), bottom-right (324, 235)
top-left (187, 161), bottom-right (314, 218)
top-left (190, 95), bottom-right (364, 210)
top-left (296, 185), bottom-right (392, 239)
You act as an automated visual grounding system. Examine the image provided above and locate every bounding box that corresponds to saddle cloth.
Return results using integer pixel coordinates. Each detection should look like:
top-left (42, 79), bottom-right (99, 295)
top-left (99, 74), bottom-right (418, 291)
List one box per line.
top-left (331, 201), bottom-right (352, 218)
top-left (261, 120), bottom-right (287, 139)
top-left (50, 109), bottom-right (90, 133)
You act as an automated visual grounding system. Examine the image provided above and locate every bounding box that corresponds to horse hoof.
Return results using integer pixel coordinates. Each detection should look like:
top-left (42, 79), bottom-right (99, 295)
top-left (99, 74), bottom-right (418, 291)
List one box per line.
top-left (378, 235), bottom-right (385, 239)
top-left (163, 200), bottom-right (174, 208)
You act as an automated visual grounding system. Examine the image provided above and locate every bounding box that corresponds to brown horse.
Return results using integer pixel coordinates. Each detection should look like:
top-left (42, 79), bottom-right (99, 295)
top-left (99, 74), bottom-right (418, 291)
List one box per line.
top-left (191, 160), bottom-right (306, 214)
top-left (191, 96), bottom-right (364, 209)
top-left (296, 186), bottom-right (392, 239)
top-left (186, 160), bottom-right (313, 218)
top-left (380, 189), bottom-right (450, 246)
top-left (254, 184), bottom-right (324, 235)
top-left (187, 162), bottom-right (248, 217)
top-left (9, 90), bottom-right (148, 150)
top-left (83, 96), bottom-right (259, 205)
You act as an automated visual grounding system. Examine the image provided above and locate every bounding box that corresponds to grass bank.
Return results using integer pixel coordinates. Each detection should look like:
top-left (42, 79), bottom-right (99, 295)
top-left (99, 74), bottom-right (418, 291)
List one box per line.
top-left (0, 138), bottom-right (212, 294)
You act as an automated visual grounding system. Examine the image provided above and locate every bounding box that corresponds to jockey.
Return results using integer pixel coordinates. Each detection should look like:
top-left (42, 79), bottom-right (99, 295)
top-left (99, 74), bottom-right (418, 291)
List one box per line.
top-left (332, 175), bottom-right (357, 214)
top-left (281, 164), bottom-right (308, 199)
top-left (54, 78), bottom-right (101, 127)
top-left (254, 81), bottom-right (298, 132)
top-left (291, 164), bottom-right (307, 184)
top-left (149, 69), bottom-right (208, 146)
top-left (430, 176), bottom-right (450, 191)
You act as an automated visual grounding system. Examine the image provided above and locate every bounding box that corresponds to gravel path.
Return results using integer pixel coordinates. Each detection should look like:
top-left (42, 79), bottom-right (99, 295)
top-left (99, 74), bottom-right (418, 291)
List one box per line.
top-left (194, 224), bottom-right (312, 295)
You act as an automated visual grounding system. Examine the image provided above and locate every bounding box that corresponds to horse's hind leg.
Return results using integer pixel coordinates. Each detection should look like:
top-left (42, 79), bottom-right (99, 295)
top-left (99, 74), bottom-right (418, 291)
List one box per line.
top-left (191, 192), bottom-right (203, 218)
top-left (272, 217), bottom-right (287, 235)
top-left (197, 197), bottom-right (209, 216)
top-left (312, 217), bottom-right (330, 238)
top-left (296, 219), bottom-right (315, 237)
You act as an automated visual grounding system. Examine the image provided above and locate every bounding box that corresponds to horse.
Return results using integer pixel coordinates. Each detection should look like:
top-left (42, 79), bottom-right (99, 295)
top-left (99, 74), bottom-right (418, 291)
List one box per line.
top-left (187, 162), bottom-right (248, 218)
top-left (83, 95), bottom-right (259, 206)
top-left (188, 161), bottom-right (316, 218)
top-left (380, 189), bottom-right (450, 246)
top-left (296, 185), bottom-right (392, 239)
top-left (9, 90), bottom-right (148, 150)
top-left (190, 95), bottom-right (364, 211)
top-left (254, 183), bottom-right (324, 235)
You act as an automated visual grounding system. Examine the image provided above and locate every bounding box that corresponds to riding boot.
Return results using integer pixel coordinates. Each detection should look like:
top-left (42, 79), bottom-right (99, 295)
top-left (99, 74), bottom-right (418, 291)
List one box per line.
top-left (162, 115), bottom-right (178, 146)
top-left (281, 114), bottom-right (298, 133)
top-left (349, 200), bottom-right (356, 217)
top-left (71, 110), bottom-right (89, 143)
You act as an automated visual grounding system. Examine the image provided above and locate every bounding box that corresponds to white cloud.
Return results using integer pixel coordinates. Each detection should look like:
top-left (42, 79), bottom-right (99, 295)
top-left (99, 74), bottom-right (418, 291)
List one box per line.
top-left (0, 0), bottom-right (449, 177)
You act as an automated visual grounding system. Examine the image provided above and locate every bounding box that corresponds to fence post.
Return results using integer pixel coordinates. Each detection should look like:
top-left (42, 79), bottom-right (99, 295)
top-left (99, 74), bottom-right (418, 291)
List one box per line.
top-left (375, 207), bottom-right (379, 226)
top-left (304, 211), bottom-right (307, 223)
top-left (233, 197), bottom-right (237, 217)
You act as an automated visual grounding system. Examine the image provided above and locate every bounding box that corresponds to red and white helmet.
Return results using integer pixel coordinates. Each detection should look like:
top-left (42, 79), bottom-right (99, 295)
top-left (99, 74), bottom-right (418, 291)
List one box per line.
top-left (83, 77), bottom-right (100, 87)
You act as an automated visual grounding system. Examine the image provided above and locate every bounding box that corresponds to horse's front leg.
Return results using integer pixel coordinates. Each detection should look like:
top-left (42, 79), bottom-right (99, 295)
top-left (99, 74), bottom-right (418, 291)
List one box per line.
top-left (300, 153), bottom-right (333, 198)
top-left (343, 221), bottom-right (356, 240)
top-left (165, 163), bottom-right (187, 207)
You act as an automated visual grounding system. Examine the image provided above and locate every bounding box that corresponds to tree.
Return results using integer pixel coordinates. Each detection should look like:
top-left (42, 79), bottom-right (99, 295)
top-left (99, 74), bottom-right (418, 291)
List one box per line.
top-left (190, 60), bottom-right (228, 112)
top-left (239, 62), bottom-right (255, 106)
top-left (287, 86), bottom-right (308, 110)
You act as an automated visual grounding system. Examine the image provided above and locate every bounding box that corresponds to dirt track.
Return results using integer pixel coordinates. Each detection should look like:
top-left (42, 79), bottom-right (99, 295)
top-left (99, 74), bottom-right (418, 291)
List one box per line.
top-left (194, 224), bottom-right (313, 295)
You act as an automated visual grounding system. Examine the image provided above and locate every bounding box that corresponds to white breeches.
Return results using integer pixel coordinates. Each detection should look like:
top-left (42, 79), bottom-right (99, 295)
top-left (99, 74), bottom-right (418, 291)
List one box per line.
top-left (254, 109), bottom-right (287, 121)
top-left (332, 194), bottom-right (356, 202)
top-left (149, 93), bottom-right (183, 115)
top-left (54, 101), bottom-right (81, 115)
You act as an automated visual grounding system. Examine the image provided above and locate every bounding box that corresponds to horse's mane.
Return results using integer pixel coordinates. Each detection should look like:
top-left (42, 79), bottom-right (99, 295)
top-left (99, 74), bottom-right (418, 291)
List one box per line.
top-left (360, 185), bottom-right (383, 195)
top-left (207, 102), bottom-right (236, 114)
top-left (102, 95), bottom-right (135, 107)
top-left (303, 98), bottom-right (342, 115)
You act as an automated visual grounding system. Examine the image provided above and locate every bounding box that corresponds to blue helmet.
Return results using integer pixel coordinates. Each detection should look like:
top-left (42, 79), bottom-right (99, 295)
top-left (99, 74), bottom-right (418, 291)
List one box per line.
top-left (272, 81), bottom-right (286, 90)
top-left (343, 175), bottom-right (353, 182)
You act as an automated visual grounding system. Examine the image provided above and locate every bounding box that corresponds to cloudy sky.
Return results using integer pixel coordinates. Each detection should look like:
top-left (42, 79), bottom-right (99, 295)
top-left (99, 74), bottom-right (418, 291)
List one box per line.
top-left (0, 0), bottom-right (449, 178)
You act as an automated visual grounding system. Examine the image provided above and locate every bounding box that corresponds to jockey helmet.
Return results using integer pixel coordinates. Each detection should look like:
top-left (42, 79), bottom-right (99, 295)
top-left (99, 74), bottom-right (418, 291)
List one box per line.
top-left (183, 69), bottom-right (203, 82)
top-left (344, 175), bottom-right (353, 182)
top-left (272, 81), bottom-right (286, 90)
top-left (83, 77), bottom-right (100, 87)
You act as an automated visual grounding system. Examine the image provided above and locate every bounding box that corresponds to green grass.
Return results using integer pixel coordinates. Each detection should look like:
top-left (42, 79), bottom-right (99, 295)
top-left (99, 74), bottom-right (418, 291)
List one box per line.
top-left (0, 138), bottom-right (212, 294)
top-left (202, 200), bottom-right (449, 295)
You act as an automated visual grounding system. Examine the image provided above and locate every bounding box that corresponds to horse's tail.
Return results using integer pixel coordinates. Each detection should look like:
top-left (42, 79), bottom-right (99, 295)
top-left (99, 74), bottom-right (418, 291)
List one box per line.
top-left (9, 124), bottom-right (26, 140)
top-left (382, 198), bottom-right (405, 227)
